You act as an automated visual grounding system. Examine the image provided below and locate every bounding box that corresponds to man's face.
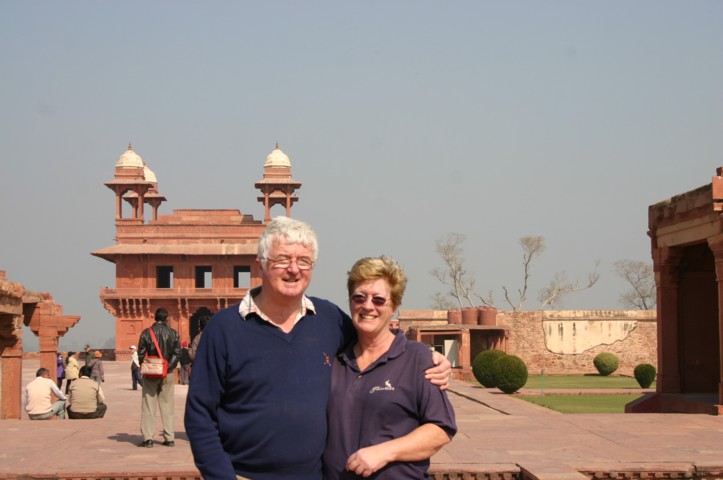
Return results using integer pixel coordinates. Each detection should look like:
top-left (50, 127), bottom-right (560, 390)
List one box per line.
top-left (259, 239), bottom-right (314, 301)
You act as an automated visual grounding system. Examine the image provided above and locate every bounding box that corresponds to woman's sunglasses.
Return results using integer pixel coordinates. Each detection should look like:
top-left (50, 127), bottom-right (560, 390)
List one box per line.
top-left (350, 294), bottom-right (388, 307)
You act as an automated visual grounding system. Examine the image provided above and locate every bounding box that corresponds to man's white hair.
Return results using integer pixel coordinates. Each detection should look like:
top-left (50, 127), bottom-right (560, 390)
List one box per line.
top-left (257, 216), bottom-right (319, 267)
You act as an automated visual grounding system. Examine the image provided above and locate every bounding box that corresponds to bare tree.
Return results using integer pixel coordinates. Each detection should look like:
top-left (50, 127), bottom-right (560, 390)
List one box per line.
top-left (430, 233), bottom-right (477, 309)
top-left (430, 292), bottom-right (456, 310)
top-left (473, 290), bottom-right (495, 308)
top-left (614, 259), bottom-right (656, 310)
top-left (502, 236), bottom-right (545, 311)
top-left (431, 233), bottom-right (598, 311)
top-left (538, 262), bottom-right (601, 309)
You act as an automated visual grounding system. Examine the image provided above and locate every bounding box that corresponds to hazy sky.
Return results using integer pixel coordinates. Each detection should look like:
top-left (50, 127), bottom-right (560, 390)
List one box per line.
top-left (2, 1), bottom-right (722, 351)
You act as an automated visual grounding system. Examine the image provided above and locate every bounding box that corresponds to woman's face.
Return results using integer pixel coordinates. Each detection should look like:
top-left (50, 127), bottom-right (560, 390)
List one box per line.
top-left (349, 278), bottom-right (395, 338)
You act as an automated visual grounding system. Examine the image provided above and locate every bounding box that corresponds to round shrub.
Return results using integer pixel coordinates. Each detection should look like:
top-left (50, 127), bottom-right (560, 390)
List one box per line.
top-left (593, 352), bottom-right (620, 376)
top-left (493, 354), bottom-right (528, 394)
top-left (634, 363), bottom-right (656, 388)
top-left (472, 349), bottom-right (507, 388)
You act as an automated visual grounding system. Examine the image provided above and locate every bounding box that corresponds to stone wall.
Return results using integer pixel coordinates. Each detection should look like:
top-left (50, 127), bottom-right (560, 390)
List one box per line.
top-left (499, 310), bottom-right (657, 376)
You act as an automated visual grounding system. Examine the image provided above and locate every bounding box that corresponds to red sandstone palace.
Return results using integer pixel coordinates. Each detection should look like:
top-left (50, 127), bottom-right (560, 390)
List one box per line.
top-left (91, 144), bottom-right (301, 361)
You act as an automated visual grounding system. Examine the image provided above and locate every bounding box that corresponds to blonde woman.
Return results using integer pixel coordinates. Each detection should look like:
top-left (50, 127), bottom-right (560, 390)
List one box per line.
top-left (323, 256), bottom-right (456, 479)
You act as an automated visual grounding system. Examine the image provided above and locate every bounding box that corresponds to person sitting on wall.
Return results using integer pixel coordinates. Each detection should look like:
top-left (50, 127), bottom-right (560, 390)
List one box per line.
top-left (67, 366), bottom-right (108, 419)
top-left (25, 367), bottom-right (66, 420)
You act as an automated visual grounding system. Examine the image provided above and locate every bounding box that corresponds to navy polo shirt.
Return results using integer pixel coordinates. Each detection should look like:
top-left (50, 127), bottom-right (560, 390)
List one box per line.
top-left (323, 331), bottom-right (457, 479)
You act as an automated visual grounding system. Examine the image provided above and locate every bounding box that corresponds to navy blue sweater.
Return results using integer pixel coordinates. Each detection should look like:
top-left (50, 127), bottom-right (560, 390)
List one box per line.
top-left (184, 298), bottom-right (355, 480)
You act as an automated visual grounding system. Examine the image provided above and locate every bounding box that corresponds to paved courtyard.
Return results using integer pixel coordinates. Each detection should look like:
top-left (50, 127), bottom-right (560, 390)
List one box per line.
top-left (1, 359), bottom-right (722, 479)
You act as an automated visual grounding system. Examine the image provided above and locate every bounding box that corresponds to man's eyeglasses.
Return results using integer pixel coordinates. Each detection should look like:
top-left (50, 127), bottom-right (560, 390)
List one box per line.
top-left (351, 294), bottom-right (389, 307)
top-left (265, 256), bottom-right (315, 270)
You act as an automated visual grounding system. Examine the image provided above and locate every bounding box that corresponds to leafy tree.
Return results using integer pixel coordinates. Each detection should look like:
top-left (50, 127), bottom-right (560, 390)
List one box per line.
top-left (613, 259), bottom-right (656, 310)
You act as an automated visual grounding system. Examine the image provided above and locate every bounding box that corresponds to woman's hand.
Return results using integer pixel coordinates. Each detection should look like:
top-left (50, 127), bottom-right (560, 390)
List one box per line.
top-left (346, 444), bottom-right (390, 477)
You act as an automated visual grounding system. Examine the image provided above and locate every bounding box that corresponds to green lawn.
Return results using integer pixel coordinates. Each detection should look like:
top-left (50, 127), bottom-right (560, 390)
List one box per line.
top-left (522, 374), bottom-right (654, 390)
top-left (517, 393), bottom-right (645, 413)
top-left (467, 374), bottom-right (655, 414)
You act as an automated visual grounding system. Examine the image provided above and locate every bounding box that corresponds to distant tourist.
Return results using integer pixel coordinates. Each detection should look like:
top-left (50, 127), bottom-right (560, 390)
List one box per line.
top-left (188, 314), bottom-right (209, 362)
top-left (137, 307), bottom-right (181, 448)
top-left (179, 341), bottom-right (192, 385)
top-left (130, 345), bottom-right (141, 391)
top-left (67, 366), bottom-right (107, 419)
top-left (56, 352), bottom-right (65, 390)
top-left (83, 345), bottom-right (93, 366)
top-left (25, 367), bottom-right (66, 420)
top-left (64, 351), bottom-right (79, 394)
top-left (88, 351), bottom-right (105, 384)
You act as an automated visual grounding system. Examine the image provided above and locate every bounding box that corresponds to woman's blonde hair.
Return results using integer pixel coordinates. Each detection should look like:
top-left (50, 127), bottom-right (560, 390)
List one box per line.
top-left (347, 256), bottom-right (407, 309)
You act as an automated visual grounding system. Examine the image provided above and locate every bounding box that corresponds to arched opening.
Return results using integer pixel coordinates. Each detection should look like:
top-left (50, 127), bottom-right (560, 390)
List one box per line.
top-left (190, 307), bottom-right (214, 342)
top-left (678, 243), bottom-right (720, 393)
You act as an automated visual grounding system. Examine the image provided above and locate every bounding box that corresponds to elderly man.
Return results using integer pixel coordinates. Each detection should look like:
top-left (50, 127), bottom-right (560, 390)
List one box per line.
top-left (25, 368), bottom-right (66, 420)
top-left (67, 365), bottom-right (107, 419)
top-left (185, 217), bottom-right (451, 480)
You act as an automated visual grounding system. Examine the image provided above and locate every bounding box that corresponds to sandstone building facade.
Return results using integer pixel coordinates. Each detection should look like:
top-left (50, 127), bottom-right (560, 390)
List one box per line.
top-left (92, 144), bottom-right (300, 360)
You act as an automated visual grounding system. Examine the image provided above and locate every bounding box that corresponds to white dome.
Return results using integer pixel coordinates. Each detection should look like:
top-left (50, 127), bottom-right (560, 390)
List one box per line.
top-left (116, 144), bottom-right (144, 168)
top-left (264, 144), bottom-right (291, 168)
top-left (143, 162), bottom-right (157, 183)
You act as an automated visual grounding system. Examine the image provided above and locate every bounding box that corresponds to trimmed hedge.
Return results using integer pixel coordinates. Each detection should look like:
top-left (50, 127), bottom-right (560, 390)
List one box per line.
top-left (472, 349), bottom-right (507, 388)
top-left (634, 363), bottom-right (656, 388)
top-left (494, 354), bottom-right (528, 394)
top-left (593, 352), bottom-right (620, 376)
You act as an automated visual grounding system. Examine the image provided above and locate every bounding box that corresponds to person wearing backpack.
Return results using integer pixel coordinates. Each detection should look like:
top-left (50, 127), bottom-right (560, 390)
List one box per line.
top-left (137, 307), bottom-right (181, 448)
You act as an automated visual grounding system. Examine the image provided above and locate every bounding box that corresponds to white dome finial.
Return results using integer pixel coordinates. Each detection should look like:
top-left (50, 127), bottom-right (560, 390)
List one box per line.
top-left (264, 143), bottom-right (291, 168)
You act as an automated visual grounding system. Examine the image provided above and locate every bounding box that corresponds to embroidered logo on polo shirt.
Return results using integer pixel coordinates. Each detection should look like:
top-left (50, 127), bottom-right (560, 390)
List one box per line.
top-left (323, 352), bottom-right (331, 366)
top-left (369, 380), bottom-right (395, 394)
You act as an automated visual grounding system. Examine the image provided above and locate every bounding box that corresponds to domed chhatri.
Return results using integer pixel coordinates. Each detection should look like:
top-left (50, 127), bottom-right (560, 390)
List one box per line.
top-left (263, 143), bottom-right (291, 168)
top-left (143, 162), bottom-right (157, 184)
top-left (115, 143), bottom-right (145, 168)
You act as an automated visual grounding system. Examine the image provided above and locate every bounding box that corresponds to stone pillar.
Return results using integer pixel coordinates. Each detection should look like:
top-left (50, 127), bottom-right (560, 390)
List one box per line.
top-left (25, 298), bottom-right (80, 384)
top-left (653, 245), bottom-right (683, 394)
top-left (115, 192), bottom-right (123, 219)
top-left (708, 235), bottom-right (723, 405)
top-left (0, 274), bottom-right (26, 419)
top-left (0, 317), bottom-right (24, 420)
top-left (459, 329), bottom-right (471, 374)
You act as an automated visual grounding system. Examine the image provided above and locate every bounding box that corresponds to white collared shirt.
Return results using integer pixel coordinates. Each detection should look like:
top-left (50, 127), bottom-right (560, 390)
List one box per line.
top-left (238, 286), bottom-right (316, 327)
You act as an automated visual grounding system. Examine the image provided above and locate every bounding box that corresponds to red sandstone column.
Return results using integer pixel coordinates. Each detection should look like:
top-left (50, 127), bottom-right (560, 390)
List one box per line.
top-left (460, 330), bottom-right (471, 377)
top-left (116, 193), bottom-right (123, 219)
top-left (38, 327), bottom-right (60, 383)
top-left (0, 333), bottom-right (23, 419)
top-left (653, 246), bottom-right (683, 394)
top-left (137, 193), bottom-right (145, 221)
top-left (264, 193), bottom-right (271, 223)
top-left (708, 236), bottom-right (723, 406)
